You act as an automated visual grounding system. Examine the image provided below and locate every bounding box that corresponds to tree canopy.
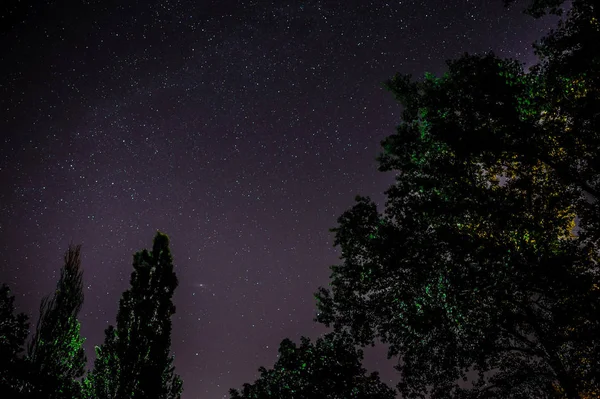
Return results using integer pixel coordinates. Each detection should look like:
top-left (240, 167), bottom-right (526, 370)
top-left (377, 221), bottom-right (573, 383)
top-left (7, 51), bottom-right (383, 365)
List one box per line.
top-left (315, 1), bottom-right (600, 398)
top-left (86, 231), bottom-right (183, 399)
top-left (229, 331), bottom-right (396, 399)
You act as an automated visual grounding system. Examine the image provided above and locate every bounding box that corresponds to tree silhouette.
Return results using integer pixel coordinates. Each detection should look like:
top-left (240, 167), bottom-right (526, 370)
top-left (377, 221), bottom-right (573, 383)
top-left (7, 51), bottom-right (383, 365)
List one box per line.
top-left (26, 244), bottom-right (87, 399)
top-left (87, 231), bottom-right (183, 399)
top-left (315, 1), bottom-right (600, 398)
top-left (0, 283), bottom-right (29, 398)
top-left (229, 331), bottom-right (396, 399)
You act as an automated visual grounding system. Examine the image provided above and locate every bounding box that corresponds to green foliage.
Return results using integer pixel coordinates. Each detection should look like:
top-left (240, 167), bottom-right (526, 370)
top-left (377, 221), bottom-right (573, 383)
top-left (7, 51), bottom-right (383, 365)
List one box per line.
top-left (229, 331), bottom-right (396, 399)
top-left (84, 326), bottom-right (120, 399)
top-left (87, 231), bottom-right (183, 399)
top-left (315, 2), bottom-right (600, 398)
top-left (26, 244), bottom-right (87, 399)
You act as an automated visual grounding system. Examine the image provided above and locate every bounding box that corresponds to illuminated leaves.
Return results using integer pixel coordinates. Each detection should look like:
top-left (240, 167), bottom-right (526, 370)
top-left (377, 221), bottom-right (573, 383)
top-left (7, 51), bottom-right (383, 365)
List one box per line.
top-left (26, 245), bottom-right (87, 398)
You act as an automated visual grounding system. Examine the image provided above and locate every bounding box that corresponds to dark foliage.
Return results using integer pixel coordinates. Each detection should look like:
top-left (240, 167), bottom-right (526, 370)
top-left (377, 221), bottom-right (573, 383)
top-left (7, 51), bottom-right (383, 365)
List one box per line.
top-left (229, 331), bottom-right (396, 399)
top-left (26, 244), bottom-right (87, 399)
top-left (315, 1), bottom-right (600, 398)
top-left (0, 283), bottom-right (29, 398)
top-left (86, 231), bottom-right (183, 399)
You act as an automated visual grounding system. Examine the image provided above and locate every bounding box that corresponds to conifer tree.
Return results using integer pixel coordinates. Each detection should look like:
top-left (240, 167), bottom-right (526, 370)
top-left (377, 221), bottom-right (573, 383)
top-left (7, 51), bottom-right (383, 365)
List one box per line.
top-left (88, 231), bottom-right (183, 399)
top-left (27, 244), bottom-right (87, 399)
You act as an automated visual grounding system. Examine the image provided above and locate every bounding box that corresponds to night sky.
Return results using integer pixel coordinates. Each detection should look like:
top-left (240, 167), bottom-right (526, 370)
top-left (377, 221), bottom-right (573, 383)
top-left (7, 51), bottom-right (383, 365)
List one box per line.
top-left (1, 1), bottom-right (556, 398)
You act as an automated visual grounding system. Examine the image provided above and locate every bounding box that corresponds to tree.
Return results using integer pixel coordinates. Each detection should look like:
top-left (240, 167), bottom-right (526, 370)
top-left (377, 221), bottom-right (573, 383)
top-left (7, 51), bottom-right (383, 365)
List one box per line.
top-left (314, 2), bottom-right (599, 398)
top-left (26, 244), bottom-right (87, 399)
top-left (87, 231), bottom-right (183, 399)
top-left (83, 326), bottom-right (119, 399)
top-left (0, 283), bottom-right (29, 397)
top-left (229, 331), bottom-right (396, 399)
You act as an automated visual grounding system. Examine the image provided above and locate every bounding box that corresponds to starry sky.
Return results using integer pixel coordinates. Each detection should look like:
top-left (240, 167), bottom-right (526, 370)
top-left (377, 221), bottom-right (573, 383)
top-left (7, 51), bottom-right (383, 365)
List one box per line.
top-left (0, 1), bottom-right (557, 398)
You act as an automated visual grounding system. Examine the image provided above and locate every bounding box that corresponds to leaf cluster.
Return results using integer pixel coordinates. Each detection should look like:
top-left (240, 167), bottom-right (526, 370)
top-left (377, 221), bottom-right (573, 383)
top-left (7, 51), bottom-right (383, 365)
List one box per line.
top-left (229, 331), bottom-right (396, 399)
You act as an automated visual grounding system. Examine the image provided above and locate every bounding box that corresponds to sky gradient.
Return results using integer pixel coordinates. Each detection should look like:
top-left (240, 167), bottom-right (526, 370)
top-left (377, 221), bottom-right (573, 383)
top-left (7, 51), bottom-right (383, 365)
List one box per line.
top-left (0, 1), bottom-right (557, 397)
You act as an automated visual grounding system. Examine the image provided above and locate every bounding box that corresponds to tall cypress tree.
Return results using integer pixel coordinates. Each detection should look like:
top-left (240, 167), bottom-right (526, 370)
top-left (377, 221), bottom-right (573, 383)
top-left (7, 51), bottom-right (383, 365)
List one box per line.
top-left (27, 244), bottom-right (87, 399)
top-left (88, 231), bottom-right (183, 399)
top-left (0, 283), bottom-right (30, 398)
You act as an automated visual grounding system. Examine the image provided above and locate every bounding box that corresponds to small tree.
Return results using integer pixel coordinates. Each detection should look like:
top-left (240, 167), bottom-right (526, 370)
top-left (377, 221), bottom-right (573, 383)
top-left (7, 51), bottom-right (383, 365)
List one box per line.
top-left (0, 283), bottom-right (29, 397)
